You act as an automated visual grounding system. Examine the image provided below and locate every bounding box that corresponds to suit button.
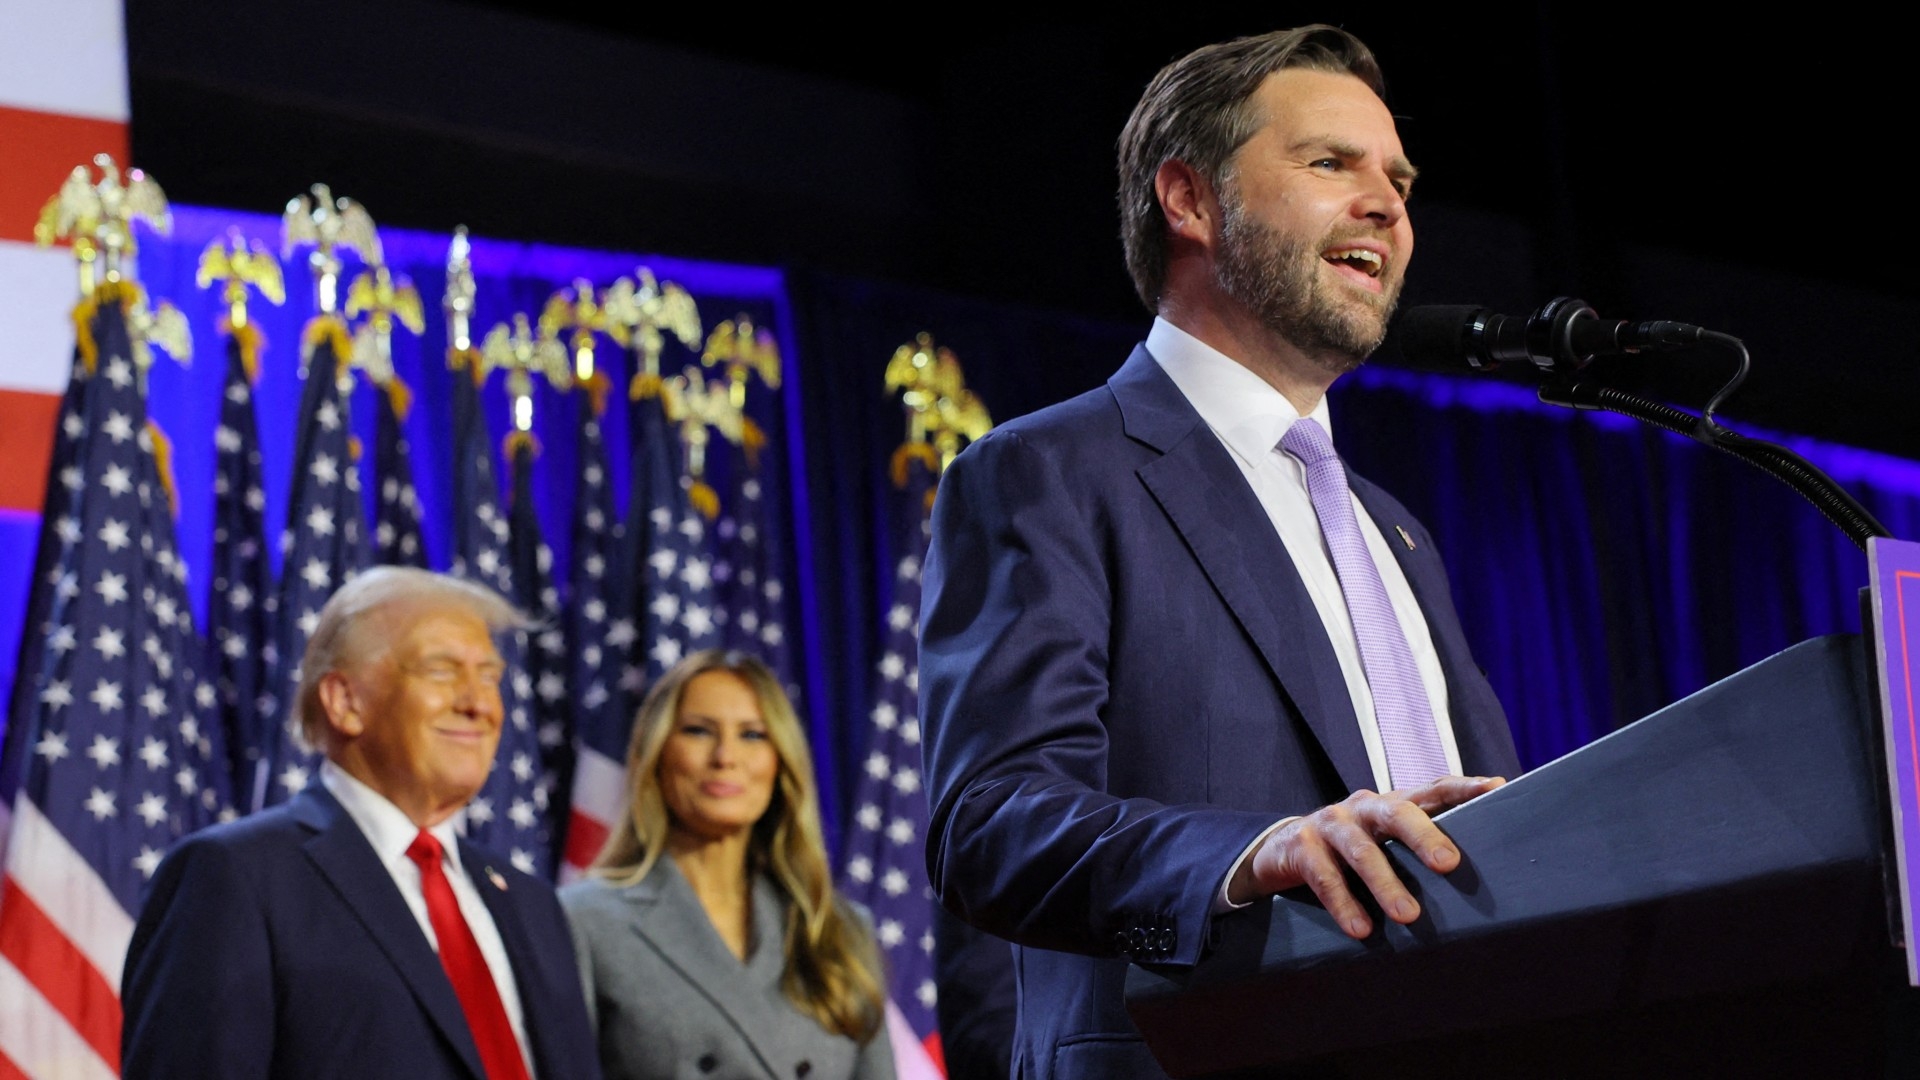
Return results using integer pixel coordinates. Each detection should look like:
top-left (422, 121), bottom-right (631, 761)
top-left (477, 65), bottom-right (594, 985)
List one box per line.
top-left (796, 1062), bottom-right (813, 1077)
top-left (1129, 928), bottom-right (1146, 953)
top-left (698, 1053), bottom-right (718, 1072)
top-left (1159, 928), bottom-right (1176, 953)
top-left (1112, 930), bottom-right (1130, 954)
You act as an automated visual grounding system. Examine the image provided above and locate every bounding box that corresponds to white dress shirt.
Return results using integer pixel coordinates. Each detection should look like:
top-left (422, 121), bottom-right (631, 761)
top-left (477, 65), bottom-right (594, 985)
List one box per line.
top-left (1142, 319), bottom-right (1465, 907)
top-left (320, 762), bottom-right (537, 1077)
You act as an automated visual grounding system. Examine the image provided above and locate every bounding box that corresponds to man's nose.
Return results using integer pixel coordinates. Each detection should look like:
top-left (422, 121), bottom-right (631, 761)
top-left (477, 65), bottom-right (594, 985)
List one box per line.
top-left (1353, 169), bottom-right (1406, 227)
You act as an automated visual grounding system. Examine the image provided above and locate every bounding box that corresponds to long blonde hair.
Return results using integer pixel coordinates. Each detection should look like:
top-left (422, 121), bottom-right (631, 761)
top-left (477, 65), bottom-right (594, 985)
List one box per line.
top-left (591, 649), bottom-right (887, 1042)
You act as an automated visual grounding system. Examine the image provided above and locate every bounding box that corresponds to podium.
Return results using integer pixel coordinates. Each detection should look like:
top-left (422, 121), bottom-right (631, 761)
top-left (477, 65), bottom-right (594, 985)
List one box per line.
top-left (1125, 635), bottom-right (1920, 1076)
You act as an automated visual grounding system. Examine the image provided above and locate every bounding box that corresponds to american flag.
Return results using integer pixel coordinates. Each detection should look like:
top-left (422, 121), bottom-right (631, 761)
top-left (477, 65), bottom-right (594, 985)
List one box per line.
top-left (448, 363), bottom-right (550, 877)
top-left (714, 454), bottom-right (792, 689)
top-left (0, 292), bottom-right (228, 1078)
top-left (370, 377), bottom-right (427, 568)
top-left (841, 452), bottom-right (945, 1078)
top-left (258, 320), bottom-right (367, 810)
top-left (560, 375), bottom-right (635, 879)
top-left (205, 328), bottom-right (272, 806)
top-left (630, 382), bottom-right (721, 687)
top-left (505, 435), bottom-right (569, 871)
top-left (0, 354), bottom-right (89, 863)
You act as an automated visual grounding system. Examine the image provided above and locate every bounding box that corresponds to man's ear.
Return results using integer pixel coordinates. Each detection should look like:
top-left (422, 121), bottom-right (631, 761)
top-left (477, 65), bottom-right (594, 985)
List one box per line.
top-left (315, 671), bottom-right (365, 740)
top-left (1154, 158), bottom-right (1219, 251)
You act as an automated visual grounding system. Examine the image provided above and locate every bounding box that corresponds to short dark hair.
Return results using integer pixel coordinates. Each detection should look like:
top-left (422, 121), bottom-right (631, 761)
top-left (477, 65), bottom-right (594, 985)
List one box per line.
top-left (1116, 25), bottom-right (1387, 311)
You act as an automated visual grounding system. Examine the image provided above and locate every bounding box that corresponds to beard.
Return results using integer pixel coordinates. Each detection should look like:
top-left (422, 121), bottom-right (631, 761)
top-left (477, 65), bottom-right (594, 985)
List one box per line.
top-left (1214, 184), bottom-right (1402, 374)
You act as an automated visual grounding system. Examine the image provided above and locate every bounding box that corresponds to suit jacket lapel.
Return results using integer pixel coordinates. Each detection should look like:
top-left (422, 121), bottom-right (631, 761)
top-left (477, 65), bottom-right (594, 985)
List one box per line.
top-left (623, 860), bottom-right (787, 1080)
top-left (294, 787), bottom-right (486, 1080)
top-left (1113, 347), bottom-right (1375, 794)
top-left (464, 843), bottom-right (561, 1080)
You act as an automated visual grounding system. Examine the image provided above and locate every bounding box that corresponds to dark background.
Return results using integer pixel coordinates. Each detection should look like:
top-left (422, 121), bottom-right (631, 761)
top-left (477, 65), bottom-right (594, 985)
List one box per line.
top-left (126, 2), bottom-right (1916, 458)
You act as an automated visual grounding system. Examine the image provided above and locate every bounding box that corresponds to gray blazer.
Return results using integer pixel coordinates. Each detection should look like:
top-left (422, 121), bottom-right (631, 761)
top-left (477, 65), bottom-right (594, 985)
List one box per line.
top-left (561, 858), bottom-right (897, 1080)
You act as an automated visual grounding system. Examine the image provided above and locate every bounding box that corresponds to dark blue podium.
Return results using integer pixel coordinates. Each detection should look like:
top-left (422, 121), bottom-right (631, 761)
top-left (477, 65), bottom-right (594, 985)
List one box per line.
top-left (1125, 635), bottom-right (1918, 1077)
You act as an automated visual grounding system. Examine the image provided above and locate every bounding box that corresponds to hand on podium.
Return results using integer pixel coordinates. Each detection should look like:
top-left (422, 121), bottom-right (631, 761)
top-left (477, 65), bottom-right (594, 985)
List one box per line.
top-left (1226, 775), bottom-right (1506, 938)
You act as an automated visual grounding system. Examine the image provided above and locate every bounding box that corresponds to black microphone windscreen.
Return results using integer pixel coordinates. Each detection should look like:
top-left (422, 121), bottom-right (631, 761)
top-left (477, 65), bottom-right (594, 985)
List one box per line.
top-left (1393, 305), bottom-right (1485, 370)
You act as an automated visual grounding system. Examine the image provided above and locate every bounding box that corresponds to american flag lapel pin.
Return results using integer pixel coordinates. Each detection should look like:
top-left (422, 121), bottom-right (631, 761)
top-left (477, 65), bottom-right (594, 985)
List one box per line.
top-left (485, 867), bottom-right (508, 891)
top-left (1395, 525), bottom-right (1416, 551)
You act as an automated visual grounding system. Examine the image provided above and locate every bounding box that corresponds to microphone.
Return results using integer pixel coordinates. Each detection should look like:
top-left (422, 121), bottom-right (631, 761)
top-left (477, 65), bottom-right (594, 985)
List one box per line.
top-left (1396, 297), bottom-right (1704, 374)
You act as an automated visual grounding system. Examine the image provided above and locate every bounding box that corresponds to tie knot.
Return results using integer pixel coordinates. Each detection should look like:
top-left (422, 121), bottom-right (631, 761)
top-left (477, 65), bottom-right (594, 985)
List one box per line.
top-left (406, 829), bottom-right (444, 869)
top-left (1280, 417), bottom-right (1338, 468)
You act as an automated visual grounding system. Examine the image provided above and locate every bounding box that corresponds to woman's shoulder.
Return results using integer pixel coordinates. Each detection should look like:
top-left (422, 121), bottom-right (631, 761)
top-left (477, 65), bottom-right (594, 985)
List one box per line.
top-left (558, 872), bottom-right (658, 923)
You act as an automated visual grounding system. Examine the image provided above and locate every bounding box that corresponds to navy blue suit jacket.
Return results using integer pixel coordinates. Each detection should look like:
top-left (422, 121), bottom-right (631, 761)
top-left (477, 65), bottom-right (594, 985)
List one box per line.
top-left (122, 785), bottom-right (601, 1080)
top-left (919, 346), bottom-right (1521, 1080)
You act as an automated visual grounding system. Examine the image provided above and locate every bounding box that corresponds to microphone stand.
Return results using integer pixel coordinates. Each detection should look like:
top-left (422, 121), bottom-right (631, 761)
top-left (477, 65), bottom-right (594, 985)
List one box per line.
top-left (1535, 330), bottom-right (1890, 551)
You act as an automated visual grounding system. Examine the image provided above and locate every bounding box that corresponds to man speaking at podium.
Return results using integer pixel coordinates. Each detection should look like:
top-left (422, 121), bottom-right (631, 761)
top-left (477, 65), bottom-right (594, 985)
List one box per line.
top-left (919, 25), bottom-right (1522, 1079)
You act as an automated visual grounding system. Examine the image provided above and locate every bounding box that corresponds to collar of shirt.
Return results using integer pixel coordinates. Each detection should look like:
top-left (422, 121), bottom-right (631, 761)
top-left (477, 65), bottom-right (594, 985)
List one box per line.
top-left (320, 760), bottom-right (466, 877)
top-left (1144, 316), bottom-right (1334, 469)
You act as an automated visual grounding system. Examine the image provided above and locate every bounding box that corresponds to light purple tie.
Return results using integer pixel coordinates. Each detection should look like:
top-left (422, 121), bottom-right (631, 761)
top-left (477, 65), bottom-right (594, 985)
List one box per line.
top-left (1280, 418), bottom-right (1449, 790)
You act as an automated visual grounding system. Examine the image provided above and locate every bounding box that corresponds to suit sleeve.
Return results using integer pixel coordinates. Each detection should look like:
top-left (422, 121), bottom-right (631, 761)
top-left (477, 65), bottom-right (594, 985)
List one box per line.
top-left (121, 836), bottom-right (275, 1079)
top-left (919, 429), bottom-right (1274, 966)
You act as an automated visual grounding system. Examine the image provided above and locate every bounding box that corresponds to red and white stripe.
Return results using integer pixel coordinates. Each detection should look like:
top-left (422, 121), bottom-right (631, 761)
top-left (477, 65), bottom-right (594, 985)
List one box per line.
top-left (0, 4), bottom-right (133, 1074)
top-left (0, 0), bottom-right (129, 519)
top-left (0, 799), bottom-right (130, 1079)
top-left (560, 745), bottom-right (626, 882)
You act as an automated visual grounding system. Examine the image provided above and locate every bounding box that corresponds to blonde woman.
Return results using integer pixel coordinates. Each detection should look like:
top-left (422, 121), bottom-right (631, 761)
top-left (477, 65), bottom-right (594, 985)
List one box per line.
top-left (561, 650), bottom-right (896, 1080)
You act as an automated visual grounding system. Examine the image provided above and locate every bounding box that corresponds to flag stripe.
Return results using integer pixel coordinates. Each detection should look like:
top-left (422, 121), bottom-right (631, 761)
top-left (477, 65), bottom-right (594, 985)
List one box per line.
top-left (0, 952), bottom-right (116, 1080)
top-left (0, 881), bottom-right (120, 1068)
top-left (3, 799), bottom-right (132, 994)
top-left (0, 390), bottom-right (61, 512)
top-left (0, 243), bottom-right (84, 396)
top-left (0, 106), bottom-right (129, 247)
top-left (563, 746), bottom-right (623, 875)
top-left (0, 1045), bottom-right (33, 1080)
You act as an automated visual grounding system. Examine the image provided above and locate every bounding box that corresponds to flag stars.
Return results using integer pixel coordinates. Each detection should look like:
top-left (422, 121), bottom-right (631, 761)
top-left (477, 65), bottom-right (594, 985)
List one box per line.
top-left (901, 720), bottom-right (921, 746)
top-left (280, 764), bottom-right (309, 794)
top-left (92, 626), bottom-right (129, 662)
top-left (175, 765), bottom-right (200, 795)
top-left (98, 518), bottom-right (131, 551)
top-left (856, 804), bottom-right (882, 831)
top-left (140, 686), bottom-right (167, 717)
top-left (89, 679), bottom-right (124, 712)
top-left (96, 571), bottom-right (129, 605)
top-left (103, 411), bottom-right (135, 443)
top-left (467, 797), bottom-right (494, 825)
top-left (310, 453), bottom-right (339, 486)
top-left (871, 702), bottom-right (897, 730)
top-left (317, 401), bottom-right (341, 431)
top-left (509, 799), bottom-right (537, 829)
top-left (916, 980), bottom-right (938, 1009)
top-left (886, 817), bottom-right (915, 846)
top-left (135, 792), bottom-right (169, 826)
top-left (84, 788), bottom-right (117, 820)
top-left (888, 604), bottom-right (913, 631)
top-left (865, 752), bottom-right (890, 781)
top-left (300, 558), bottom-right (331, 591)
top-left (877, 919), bottom-right (905, 948)
top-left (102, 463), bottom-right (134, 496)
top-left (306, 505), bottom-right (336, 537)
top-left (846, 855), bottom-right (873, 883)
top-left (139, 737), bottom-right (169, 770)
top-left (891, 768), bottom-right (920, 795)
top-left (105, 358), bottom-right (134, 388)
top-left (56, 516), bottom-right (82, 544)
top-left (881, 868), bottom-right (909, 897)
top-left (134, 846), bottom-right (164, 878)
top-left (84, 735), bottom-right (123, 769)
top-left (48, 625), bottom-right (77, 654)
top-left (879, 653), bottom-right (905, 681)
top-left (35, 730), bottom-right (70, 761)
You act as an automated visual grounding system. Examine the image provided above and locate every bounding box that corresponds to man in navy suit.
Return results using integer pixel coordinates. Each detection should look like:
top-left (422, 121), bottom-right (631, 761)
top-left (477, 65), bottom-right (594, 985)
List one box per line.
top-left (123, 567), bottom-right (599, 1080)
top-left (919, 25), bottom-right (1523, 1080)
